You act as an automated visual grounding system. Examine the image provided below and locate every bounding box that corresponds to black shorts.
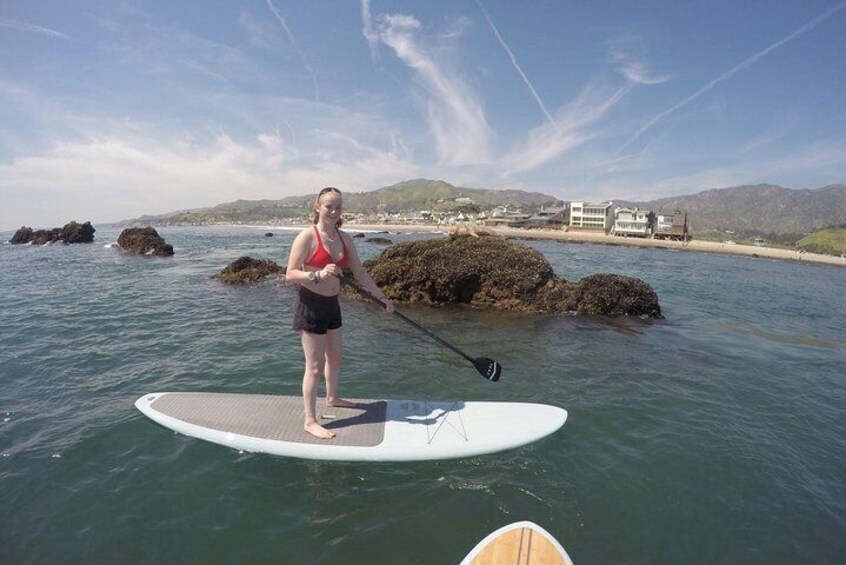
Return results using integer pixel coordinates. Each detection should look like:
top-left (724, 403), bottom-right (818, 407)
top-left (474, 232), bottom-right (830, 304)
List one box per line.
top-left (293, 286), bottom-right (342, 335)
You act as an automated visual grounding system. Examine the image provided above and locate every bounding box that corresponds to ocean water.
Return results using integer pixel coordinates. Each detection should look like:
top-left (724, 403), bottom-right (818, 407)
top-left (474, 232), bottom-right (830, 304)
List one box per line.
top-left (1, 225), bottom-right (844, 564)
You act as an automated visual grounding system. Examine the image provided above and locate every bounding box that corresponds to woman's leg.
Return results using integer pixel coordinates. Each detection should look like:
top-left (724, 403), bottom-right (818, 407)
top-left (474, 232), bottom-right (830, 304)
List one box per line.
top-left (301, 330), bottom-right (335, 439)
top-left (324, 328), bottom-right (355, 408)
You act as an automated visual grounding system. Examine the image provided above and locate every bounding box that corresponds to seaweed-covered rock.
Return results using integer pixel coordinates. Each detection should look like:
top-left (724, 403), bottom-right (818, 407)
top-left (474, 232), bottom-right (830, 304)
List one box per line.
top-left (356, 233), bottom-right (662, 318)
top-left (569, 274), bottom-right (662, 317)
top-left (215, 256), bottom-right (283, 284)
top-left (9, 221), bottom-right (95, 245)
top-left (117, 227), bottom-right (174, 256)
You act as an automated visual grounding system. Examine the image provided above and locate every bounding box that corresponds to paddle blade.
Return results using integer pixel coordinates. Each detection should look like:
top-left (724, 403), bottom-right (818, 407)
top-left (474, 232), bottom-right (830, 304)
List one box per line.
top-left (474, 358), bottom-right (502, 382)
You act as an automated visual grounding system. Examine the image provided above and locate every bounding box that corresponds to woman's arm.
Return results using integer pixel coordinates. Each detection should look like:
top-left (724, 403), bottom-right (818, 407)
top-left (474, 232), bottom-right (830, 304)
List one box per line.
top-left (286, 229), bottom-right (325, 284)
top-left (342, 232), bottom-right (394, 312)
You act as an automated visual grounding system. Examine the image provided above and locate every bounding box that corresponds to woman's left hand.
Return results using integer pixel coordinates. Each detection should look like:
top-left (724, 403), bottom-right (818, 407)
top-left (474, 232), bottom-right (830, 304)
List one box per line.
top-left (381, 298), bottom-right (395, 314)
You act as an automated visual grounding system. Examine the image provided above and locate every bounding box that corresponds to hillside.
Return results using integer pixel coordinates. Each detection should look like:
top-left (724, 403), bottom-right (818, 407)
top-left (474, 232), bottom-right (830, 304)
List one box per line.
top-left (118, 179), bottom-right (560, 225)
top-left (343, 179), bottom-right (557, 213)
top-left (118, 181), bottom-right (846, 239)
top-left (628, 184), bottom-right (846, 237)
top-left (795, 227), bottom-right (846, 256)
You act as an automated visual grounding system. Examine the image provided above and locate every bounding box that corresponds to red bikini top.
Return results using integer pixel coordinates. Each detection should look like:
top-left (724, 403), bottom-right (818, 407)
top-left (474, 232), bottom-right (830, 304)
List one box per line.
top-left (305, 226), bottom-right (348, 268)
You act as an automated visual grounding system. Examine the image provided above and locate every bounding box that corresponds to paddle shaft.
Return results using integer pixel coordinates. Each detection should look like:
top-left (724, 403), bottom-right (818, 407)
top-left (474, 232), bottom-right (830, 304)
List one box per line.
top-left (338, 275), bottom-right (476, 364)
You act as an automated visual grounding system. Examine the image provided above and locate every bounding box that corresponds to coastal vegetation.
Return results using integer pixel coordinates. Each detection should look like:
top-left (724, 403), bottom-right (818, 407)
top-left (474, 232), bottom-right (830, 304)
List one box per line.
top-left (795, 226), bottom-right (846, 257)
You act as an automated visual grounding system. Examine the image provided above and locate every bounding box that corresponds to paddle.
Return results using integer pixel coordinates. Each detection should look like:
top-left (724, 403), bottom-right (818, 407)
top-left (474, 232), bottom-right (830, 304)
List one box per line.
top-left (338, 274), bottom-right (502, 382)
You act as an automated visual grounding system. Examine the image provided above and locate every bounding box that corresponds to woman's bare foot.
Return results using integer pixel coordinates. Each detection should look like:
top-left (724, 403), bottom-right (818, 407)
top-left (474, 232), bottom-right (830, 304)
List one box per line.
top-left (326, 397), bottom-right (358, 408)
top-left (304, 421), bottom-right (335, 439)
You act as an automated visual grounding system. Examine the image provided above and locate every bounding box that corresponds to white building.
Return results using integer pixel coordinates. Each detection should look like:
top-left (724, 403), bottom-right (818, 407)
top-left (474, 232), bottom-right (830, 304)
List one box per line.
top-left (612, 207), bottom-right (651, 237)
top-left (569, 201), bottom-right (614, 232)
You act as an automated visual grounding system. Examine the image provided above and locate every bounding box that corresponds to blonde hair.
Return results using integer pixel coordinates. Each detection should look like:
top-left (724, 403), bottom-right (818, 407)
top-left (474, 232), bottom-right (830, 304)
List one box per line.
top-left (312, 186), bottom-right (343, 227)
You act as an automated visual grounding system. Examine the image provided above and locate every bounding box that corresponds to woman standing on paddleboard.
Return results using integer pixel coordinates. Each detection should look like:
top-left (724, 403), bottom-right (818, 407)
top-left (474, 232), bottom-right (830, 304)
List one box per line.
top-left (286, 187), bottom-right (394, 439)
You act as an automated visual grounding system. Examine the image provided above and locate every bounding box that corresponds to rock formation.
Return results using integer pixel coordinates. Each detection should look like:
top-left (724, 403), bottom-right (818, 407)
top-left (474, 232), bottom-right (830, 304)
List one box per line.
top-left (9, 221), bottom-right (96, 245)
top-left (352, 233), bottom-right (662, 318)
top-left (117, 227), bottom-right (174, 256)
top-left (215, 256), bottom-right (283, 284)
top-left (365, 237), bottom-right (393, 245)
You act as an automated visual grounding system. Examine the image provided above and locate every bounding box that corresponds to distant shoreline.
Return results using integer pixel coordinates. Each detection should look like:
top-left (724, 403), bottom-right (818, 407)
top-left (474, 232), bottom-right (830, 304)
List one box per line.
top-left (338, 223), bottom-right (846, 268)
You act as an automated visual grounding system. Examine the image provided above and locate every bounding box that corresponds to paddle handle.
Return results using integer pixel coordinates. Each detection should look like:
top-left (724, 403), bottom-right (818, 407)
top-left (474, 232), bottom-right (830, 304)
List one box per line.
top-left (338, 275), bottom-right (475, 364)
top-left (391, 310), bottom-right (476, 364)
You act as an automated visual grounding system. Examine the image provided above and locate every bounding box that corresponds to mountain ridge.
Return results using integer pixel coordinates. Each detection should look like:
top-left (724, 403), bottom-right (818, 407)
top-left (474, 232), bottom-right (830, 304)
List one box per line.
top-left (119, 180), bottom-right (846, 237)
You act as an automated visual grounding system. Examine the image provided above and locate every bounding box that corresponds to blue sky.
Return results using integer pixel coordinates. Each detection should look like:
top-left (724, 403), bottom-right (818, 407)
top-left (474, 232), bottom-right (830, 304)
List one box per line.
top-left (2, 1), bottom-right (845, 228)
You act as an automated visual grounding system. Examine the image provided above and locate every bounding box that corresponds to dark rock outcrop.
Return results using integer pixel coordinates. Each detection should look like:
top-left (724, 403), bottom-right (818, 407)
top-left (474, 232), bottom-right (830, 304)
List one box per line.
top-left (10, 227), bottom-right (34, 244)
top-left (59, 221), bottom-right (96, 243)
top-left (355, 233), bottom-right (662, 318)
top-left (10, 221), bottom-right (95, 245)
top-left (365, 237), bottom-right (393, 245)
top-left (117, 227), bottom-right (174, 256)
top-left (214, 256), bottom-right (283, 284)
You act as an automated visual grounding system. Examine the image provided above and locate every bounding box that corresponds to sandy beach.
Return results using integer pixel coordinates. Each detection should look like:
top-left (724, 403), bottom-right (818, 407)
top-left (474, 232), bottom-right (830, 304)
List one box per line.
top-left (346, 223), bottom-right (846, 268)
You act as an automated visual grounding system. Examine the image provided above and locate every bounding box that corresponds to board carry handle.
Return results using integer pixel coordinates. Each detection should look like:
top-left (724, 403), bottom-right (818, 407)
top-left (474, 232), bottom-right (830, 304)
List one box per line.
top-left (338, 274), bottom-right (502, 382)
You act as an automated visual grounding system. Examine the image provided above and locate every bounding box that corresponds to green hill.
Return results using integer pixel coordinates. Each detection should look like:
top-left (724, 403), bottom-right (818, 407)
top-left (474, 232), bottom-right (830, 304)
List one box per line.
top-left (118, 179), bottom-right (560, 225)
top-left (795, 227), bottom-right (846, 257)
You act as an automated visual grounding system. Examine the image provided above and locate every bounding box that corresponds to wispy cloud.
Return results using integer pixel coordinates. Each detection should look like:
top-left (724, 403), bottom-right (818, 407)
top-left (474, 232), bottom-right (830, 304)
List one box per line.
top-left (374, 13), bottom-right (493, 165)
top-left (619, 1), bottom-right (846, 153)
top-left (360, 0), bottom-right (380, 63)
top-left (606, 34), bottom-right (670, 86)
top-left (619, 61), bottom-right (668, 85)
top-left (0, 124), bottom-right (420, 227)
top-left (178, 59), bottom-right (228, 82)
top-left (0, 19), bottom-right (71, 39)
top-left (504, 81), bottom-right (632, 174)
top-left (738, 118), bottom-right (796, 154)
top-left (474, 0), bottom-right (559, 133)
top-left (265, 0), bottom-right (320, 101)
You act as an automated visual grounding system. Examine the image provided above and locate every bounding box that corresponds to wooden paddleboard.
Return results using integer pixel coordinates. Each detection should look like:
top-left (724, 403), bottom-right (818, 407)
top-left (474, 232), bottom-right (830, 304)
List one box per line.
top-left (460, 521), bottom-right (573, 565)
top-left (135, 392), bottom-right (567, 462)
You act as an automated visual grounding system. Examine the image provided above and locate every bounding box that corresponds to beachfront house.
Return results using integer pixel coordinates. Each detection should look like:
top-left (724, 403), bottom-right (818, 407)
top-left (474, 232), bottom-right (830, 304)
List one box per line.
top-left (612, 207), bottom-right (653, 238)
top-left (653, 210), bottom-right (689, 241)
top-left (569, 201), bottom-right (614, 232)
top-left (484, 206), bottom-right (531, 227)
top-left (526, 205), bottom-right (568, 229)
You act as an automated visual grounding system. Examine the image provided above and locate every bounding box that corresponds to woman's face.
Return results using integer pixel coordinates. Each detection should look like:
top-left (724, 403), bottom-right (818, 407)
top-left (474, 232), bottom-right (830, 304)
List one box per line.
top-left (317, 191), bottom-right (343, 224)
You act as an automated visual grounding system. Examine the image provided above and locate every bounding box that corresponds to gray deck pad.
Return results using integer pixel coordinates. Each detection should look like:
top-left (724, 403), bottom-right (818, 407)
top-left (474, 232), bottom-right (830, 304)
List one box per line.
top-left (150, 393), bottom-right (387, 447)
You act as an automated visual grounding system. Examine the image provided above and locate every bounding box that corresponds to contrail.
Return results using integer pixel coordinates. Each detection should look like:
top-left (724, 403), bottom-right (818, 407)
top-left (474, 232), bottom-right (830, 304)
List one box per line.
top-left (0, 19), bottom-right (71, 39)
top-left (265, 0), bottom-right (320, 101)
top-left (619, 1), bottom-right (846, 153)
top-left (474, 0), bottom-right (561, 134)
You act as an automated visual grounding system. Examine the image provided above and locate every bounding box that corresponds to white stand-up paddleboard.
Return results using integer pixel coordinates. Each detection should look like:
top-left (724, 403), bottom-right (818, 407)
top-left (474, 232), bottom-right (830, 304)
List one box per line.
top-left (135, 392), bottom-right (566, 462)
top-left (460, 521), bottom-right (574, 565)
